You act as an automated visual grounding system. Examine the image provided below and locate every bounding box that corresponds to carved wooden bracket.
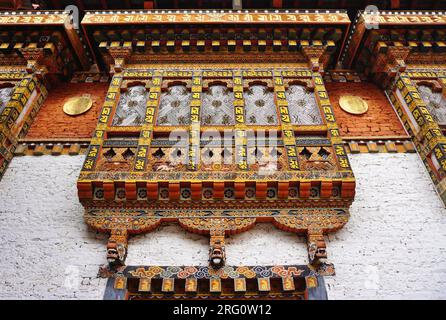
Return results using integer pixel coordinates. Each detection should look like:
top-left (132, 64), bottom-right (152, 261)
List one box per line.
top-left (108, 47), bottom-right (133, 73)
top-left (273, 210), bottom-right (349, 275)
top-left (179, 217), bottom-right (256, 270)
top-left (19, 47), bottom-right (46, 76)
top-left (85, 213), bottom-right (161, 269)
top-left (301, 46), bottom-right (327, 72)
top-left (373, 46), bottom-right (411, 75)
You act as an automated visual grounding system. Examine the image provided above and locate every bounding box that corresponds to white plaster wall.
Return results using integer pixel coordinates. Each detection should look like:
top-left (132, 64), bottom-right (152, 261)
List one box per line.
top-left (325, 153), bottom-right (446, 300)
top-left (0, 156), bottom-right (108, 300)
top-left (127, 223), bottom-right (308, 266)
top-left (0, 153), bottom-right (445, 299)
top-left (127, 224), bottom-right (209, 265)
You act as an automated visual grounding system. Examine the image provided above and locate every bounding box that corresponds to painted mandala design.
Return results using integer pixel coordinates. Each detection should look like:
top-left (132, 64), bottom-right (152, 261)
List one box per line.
top-left (201, 85), bottom-right (235, 125)
top-left (224, 188), bottom-right (235, 199)
top-left (418, 85), bottom-right (446, 125)
top-left (112, 85), bottom-right (148, 126)
top-left (244, 85), bottom-right (277, 125)
top-left (157, 85), bottom-right (192, 126)
top-left (181, 188), bottom-right (191, 199)
top-left (286, 85), bottom-right (323, 125)
top-left (266, 188), bottom-right (277, 199)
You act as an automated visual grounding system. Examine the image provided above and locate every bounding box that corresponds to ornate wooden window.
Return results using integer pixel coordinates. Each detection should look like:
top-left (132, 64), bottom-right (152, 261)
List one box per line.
top-left (418, 85), bottom-right (446, 126)
top-left (0, 86), bottom-right (14, 116)
top-left (112, 85), bottom-right (148, 126)
top-left (244, 84), bottom-right (278, 125)
top-left (77, 10), bottom-right (356, 300)
top-left (157, 85), bottom-right (192, 126)
top-left (286, 85), bottom-right (323, 125)
top-left (201, 85), bottom-right (234, 125)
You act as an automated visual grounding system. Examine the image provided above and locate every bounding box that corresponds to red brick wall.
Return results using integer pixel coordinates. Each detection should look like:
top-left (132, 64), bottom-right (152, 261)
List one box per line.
top-left (326, 82), bottom-right (407, 138)
top-left (26, 82), bottom-right (108, 139)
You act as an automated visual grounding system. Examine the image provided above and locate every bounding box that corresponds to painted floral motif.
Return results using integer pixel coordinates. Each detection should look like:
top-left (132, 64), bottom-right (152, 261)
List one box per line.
top-left (244, 85), bottom-right (277, 125)
top-left (201, 85), bottom-right (234, 125)
top-left (157, 85), bottom-right (192, 126)
top-left (0, 87), bottom-right (13, 116)
top-left (286, 85), bottom-right (323, 125)
top-left (418, 85), bottom-right (446, 125)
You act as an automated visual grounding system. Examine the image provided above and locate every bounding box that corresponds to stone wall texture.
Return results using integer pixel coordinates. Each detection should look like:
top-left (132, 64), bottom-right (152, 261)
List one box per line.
top-left (0, 153), bottom-right (445, 299)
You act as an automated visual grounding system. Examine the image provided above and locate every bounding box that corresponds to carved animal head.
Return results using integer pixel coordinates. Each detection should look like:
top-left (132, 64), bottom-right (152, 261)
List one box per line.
top-left (106, 240), bottom-right (127, 268)
top-left (308, 240), bottom-right (327, 264)
top-left (209, 242), bottom-right (226, 269)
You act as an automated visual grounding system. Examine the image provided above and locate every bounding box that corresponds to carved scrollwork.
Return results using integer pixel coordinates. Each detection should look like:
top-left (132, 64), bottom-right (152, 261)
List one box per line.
top-left (272, 209), bottom-right (349, 234)
top-left (178, 217), bottom-right (256, 235)
top-left (84, 212), bottom-right (161, 234)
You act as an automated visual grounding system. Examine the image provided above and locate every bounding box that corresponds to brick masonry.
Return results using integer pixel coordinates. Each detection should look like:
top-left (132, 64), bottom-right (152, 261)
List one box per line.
top-left (327, 82), bottom-right (408, 138)
top-left (0, 153), bottom-right (445, 299)
top-left (25, 82), bottom-right (108, 139)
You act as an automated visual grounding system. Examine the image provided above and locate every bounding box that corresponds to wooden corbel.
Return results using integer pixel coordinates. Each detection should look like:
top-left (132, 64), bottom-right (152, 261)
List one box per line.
top-left (302, 46), bottom-right (327, 73)
top-left (373, 46), bottom-right (411, 75)
top-left (108, 46), bottom-right (132, 73)
top-left (209, 229), bottom-right (226, 269)
top-left (19, 47), bottom-right (47, 79)
top-left (107, 228), bottom-right (129, 269)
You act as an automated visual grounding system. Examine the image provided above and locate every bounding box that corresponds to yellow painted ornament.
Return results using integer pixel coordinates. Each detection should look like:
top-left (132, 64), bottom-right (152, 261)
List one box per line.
top-left (339, 95), bottom-right (369, 115)
top-left (63, 96), bottom-right (93, 116)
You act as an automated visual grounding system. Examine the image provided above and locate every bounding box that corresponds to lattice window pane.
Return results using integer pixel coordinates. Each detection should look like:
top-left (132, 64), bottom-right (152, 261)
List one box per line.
top-left (244, 85), bottom-right (277, 125)
top-left (286, 85), bottom-right (323, 125)
top-left (0, 87), bottom-right (14, 116)
top-left (112, 85), bottom-right (148, 126)
top-left (201, 85), bottom-right (235, 125)
top-left (418, 85), bottom-right (446, 125)
top-left (157, 85), bottom-right (192, 126)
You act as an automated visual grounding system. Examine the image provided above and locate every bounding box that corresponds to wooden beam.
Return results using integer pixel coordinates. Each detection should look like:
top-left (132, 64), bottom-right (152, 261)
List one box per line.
top-left (75, 0), bottom-right (85, 11)
top-left (100, 0), bottom-right (108, 9)
top-left (272, 0), bottom-right (282, 8)
top-left (390, 0), bottom-right (401, 9)
top-left (233, 0), bottom-right (242, 10)
top-left (50, 0), bottom-right (62, 9)
top-left (144, 1), bottom-right (154, 9)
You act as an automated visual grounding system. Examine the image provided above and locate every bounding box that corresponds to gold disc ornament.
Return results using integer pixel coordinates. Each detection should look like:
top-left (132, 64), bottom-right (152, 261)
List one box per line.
top-left (339, 95), bottom-right (369, 115)
top-left (63, 96), bottom-right (93, 116)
